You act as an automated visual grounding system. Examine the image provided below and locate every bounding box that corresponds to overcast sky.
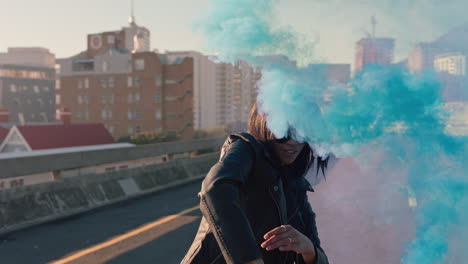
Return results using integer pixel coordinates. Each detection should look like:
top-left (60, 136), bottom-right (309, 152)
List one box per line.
top-left (1, 0), bottom-right (467, 63)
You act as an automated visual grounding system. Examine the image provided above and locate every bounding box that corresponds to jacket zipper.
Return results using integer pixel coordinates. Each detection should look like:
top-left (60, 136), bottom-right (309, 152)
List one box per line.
top-left (269, 186), bottom-right (286, 225)
top-left (287, 207), bottom-right (300, 223)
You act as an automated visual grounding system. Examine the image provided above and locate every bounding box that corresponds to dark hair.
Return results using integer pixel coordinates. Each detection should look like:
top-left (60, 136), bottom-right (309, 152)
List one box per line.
top-left (247, 102), bottom-right (329, 177)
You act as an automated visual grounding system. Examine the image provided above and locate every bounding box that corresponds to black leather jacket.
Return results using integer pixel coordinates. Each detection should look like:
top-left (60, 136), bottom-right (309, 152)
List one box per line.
top-left (181, 133), bottom-right (329, 264)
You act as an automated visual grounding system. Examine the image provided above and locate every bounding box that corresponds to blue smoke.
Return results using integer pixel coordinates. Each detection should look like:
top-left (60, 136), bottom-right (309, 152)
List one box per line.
top-left (197, 0), bottom-right (468, 263)
top-left (196, 0), bottom-right (316, 66)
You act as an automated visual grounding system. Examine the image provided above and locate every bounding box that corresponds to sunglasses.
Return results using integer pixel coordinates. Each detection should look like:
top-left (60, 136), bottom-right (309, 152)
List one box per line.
top-left (274, 130), bottom-right (292, 143)
top-left (274, 136), bottom-right (291, 143)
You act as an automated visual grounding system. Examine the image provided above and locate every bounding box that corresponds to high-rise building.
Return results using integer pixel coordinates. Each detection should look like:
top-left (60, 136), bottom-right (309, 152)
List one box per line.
top-left (164, 51), bottom-right (218, 130)
top-left (434, 52), bottom-right (467, 76)
top-left (0, 48), bottom-right (56, 125)
top-left (0, 47), bottom-right (55, 68)
top-left (433, 52), bottom-right (468, 101)
top-left (306, 64), bottom-right (351, 85)
top-left (57, 20), bottom-right (193, 140)
top-left (407, 23), bottom-right (468, 73)
top-left (406, 23), bottom-right (468, 101)
top-left (354, 38), bottom-right (395, 73)
top-left (165, 52), bottom-right (261, 130)
top-left (213, 60), bottom-right (261, 131)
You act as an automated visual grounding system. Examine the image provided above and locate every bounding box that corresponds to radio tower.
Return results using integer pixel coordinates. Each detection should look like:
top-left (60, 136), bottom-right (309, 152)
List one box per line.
top-left (129, 0), bottom-right (136, 26)
top-left (371, 15), bottom-right (377, 38)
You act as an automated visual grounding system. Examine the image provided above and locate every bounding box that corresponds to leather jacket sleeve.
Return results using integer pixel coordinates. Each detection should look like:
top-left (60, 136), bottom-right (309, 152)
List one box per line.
top-left (198, 137), bottom-right (262, 264)
top-left (297, 200), bottom-right (329, 264)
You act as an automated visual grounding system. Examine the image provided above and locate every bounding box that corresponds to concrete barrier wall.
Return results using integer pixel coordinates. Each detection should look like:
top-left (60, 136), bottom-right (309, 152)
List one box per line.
top-left (0, 137), bottom-right (225, 179)
top-left (0, 152), bottom-right (219, 235)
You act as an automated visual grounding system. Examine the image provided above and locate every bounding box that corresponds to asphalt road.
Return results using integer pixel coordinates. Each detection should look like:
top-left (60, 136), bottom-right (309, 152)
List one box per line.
top-left (0, 181), bottom-right (203, 264)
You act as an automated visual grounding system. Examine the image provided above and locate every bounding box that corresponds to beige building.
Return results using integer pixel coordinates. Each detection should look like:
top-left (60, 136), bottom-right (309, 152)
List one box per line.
top-left (0, 48), bottom-right (56, 125)
top-left (0, 47), bottom-right (55, 68)
top-left (220, 61), bottom-right (261, 126)
top-left (354, 38), bottom-right (395, 73)
top-left (165, 51), bottom-right (261, 130)
top-left (57, 20), bottom-right (193, 140)
top-left (434, 52), bottom-right (466, 76)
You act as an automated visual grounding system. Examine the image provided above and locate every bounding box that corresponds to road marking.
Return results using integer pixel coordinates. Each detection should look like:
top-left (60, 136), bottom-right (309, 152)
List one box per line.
top-left (49, 205), bottom-right (199, 264)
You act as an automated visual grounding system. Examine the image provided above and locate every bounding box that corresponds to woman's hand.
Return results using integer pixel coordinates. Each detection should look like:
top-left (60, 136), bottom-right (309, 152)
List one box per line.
top-left (261, 225), bottom-right (316, 262)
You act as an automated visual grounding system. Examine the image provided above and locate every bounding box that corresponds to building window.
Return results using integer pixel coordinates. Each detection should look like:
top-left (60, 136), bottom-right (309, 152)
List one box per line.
top-left (10, 84), bottom-right (17, 93)
top-left (43, 86), bottom-right (50, 92)
top-left (128, 109), bottom-right (133, 120)
top-left (84, 95), bottom-right (89, 104)
top-left (76, 111), bottom-right (82, 120)
top-left (84, 78), bottom-right (89, 89)
top-left (101, 109), bottom-right (107, 120)
top-left (107, 109), bottom-right (113, 120)
top-left (135, 109), bottom-right (141, 120)
top-left (101, 79), bottom-right (108, 88)
top-left (40, 112), bottom-right (48, 122)
top-left (56, 80), bottom-right (60, 90)
top-left (135, 126), bottom-right (141, 133)
top-left (78, 80), bottom-right (83, 89)
top-left (37, 98), bottom-right (44, 107)
top-left (85, 111), bottom-right (90, 120)
top-left (108, 126), bottom-right (114, 135)
top-left (128, 93), bottom-right (133, 103)
top-left (165, 96), bottom-right (177, 102)
top-left (107, 35), bottom-right (115, 44)
top-left (155, 75), bottom-right (162, 87)
top-left (134, 59), bottom-right (145, 71)
top-left (135, 92), bottom-right (141, 104)
top-left (128, 126), bottom-right (134, 135)
top-left (56, 94), bottom-right (61, 105)
top-left (18, 112), bottom-right (25, 124)
top-left (155, 109), bottom-right (162, 120)
top-left (166, 113), bottom-right (178, 119)
top-left (155, 92), bottom-right (161, 103)
top-left (109, 77), bottom-right (115, 88)
top-left (128, 60), bottom-right (133, 72)
top-left (128, 76), bottom-right (133, 87)
top-left (101, 95), bottom-right (107, 104)
top-left (102, 61), bottom-right (109, 72)
top-left (34, 86), bottom-right (40, 93)
top-left (55, 64), bottom-right (61, 74)
top-left (109, 94), bottom-right (114, 104)
top-left (77, 95), bottom-right (83, 104)
top-left (134, 76), bottom-right (140, 87)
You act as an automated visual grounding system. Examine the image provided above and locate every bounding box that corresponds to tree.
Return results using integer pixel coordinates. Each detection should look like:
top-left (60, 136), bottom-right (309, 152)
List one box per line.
top-left (117, 131), bottom-right (178, 145)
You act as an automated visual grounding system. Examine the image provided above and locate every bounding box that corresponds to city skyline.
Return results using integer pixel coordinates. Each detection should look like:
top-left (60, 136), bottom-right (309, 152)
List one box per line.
top-left (1, 0), bottom-right (468, 64)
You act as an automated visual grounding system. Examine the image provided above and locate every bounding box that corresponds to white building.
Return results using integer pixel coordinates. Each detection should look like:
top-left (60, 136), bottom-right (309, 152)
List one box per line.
top-left (222, 61), bottom-right (260, 126)
top-left (0, 47), bottom-right (55, 68)
top-left (165, 51), bottom-right (218, 130)
top-left (164, 51), bottom-right (261, 130)
top-left (434, 52), bottom-right (466, 76)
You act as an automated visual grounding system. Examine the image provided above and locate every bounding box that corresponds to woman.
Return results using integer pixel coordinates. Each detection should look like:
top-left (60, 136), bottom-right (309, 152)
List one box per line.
top-left (181, 103), bottom-right (330, 264)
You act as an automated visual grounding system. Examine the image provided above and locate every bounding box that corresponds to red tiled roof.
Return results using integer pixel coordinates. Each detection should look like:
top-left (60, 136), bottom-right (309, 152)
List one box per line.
top-left (0, 127), bottom-right (9, 143)
top-left (17, 123), bottom-right (114, 150)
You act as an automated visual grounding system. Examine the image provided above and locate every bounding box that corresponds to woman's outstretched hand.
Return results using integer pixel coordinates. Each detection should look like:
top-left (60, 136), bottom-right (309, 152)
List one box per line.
top-left (261, 225), bottom-right (317, 263)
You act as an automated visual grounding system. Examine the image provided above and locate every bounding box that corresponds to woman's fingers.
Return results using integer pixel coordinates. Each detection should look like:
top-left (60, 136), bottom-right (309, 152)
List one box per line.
top-left (262, 236), bottom-right (297, 251)
top-left (263, 225), bottom-right (291, 239)
top-left (261, 230), bottom-right (295, 249)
